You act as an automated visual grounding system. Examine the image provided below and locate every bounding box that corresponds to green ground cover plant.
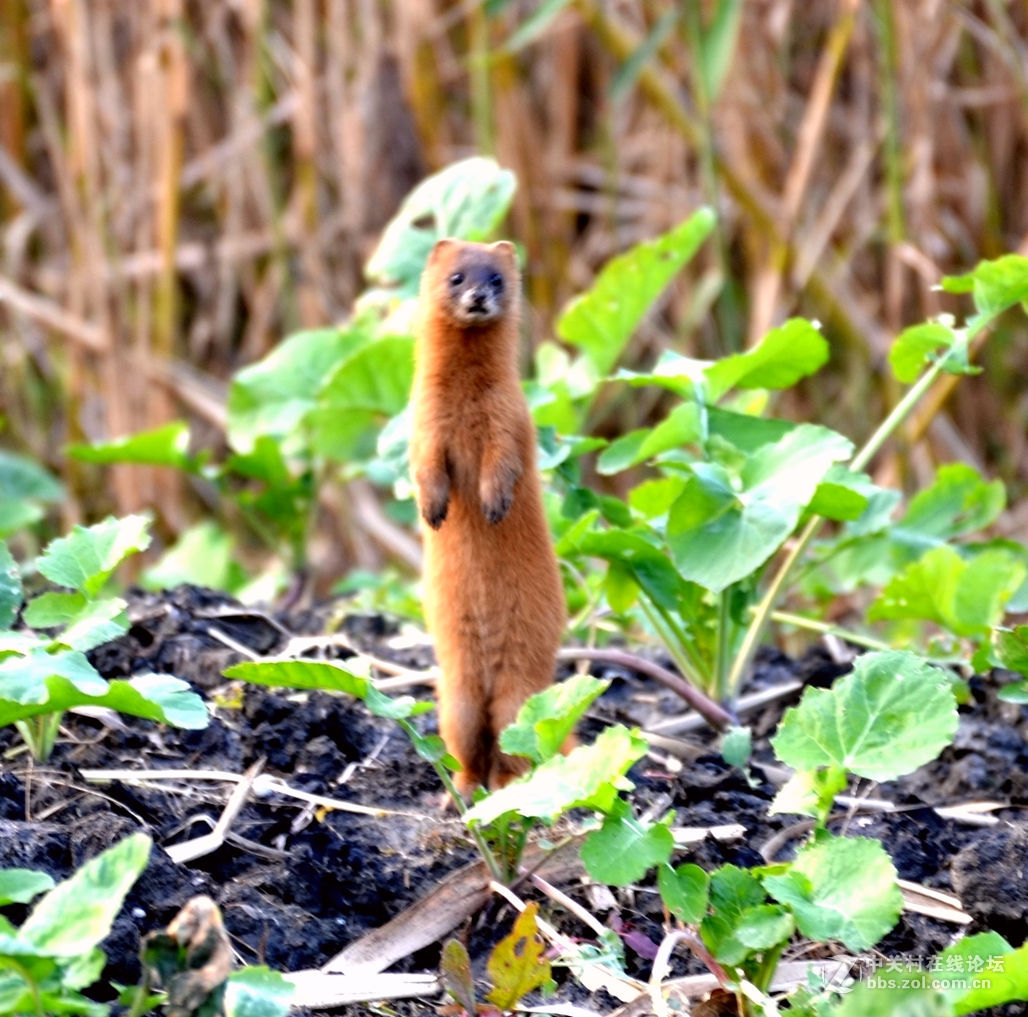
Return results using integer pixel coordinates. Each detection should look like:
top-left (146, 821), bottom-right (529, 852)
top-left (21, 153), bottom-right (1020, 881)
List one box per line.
top-left (0, 515), bottom-right (207, 761)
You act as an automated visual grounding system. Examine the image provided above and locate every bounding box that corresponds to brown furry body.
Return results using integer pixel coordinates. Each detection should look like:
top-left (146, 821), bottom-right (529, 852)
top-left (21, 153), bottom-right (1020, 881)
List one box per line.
top-left (410, 239), bottom-right (566, 793)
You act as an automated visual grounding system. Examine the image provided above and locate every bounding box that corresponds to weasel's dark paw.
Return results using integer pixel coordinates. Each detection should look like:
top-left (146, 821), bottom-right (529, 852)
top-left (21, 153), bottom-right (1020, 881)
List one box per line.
top-left (482, 491), bottom-right (512, 525)
top-left (423, 500), bottom-right (449, 529)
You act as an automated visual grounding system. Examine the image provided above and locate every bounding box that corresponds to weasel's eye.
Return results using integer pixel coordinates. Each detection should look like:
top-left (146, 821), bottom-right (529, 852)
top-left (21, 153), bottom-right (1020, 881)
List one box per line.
top-left (449, 272), bottom-right (464, 286)
top-left (488, 272), bottom-right (503, 289)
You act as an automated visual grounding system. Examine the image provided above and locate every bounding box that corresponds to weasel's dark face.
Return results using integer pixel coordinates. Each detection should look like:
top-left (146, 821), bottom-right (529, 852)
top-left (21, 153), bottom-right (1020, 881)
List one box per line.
top-left (423, 239), bottom-right (518, 327)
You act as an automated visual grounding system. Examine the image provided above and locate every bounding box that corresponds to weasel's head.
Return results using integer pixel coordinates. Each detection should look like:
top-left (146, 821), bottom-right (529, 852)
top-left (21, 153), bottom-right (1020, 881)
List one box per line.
top-left (421, 239), bottom-right (519, 327)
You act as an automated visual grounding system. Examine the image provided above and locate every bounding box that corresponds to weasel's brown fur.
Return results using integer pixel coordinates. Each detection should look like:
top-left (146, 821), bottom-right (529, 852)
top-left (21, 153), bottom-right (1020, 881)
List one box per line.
top-left (410, 238), bottom-right (566, 794)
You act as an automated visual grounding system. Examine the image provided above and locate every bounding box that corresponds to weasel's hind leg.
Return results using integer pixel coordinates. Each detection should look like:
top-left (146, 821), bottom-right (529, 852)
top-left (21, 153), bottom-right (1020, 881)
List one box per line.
top-left (437, 670), bottom-right (492, 797)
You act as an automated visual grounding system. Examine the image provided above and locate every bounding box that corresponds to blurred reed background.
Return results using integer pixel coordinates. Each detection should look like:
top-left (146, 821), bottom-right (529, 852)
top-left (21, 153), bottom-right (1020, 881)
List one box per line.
top-left (1, 0), bottom-right (1026, 570)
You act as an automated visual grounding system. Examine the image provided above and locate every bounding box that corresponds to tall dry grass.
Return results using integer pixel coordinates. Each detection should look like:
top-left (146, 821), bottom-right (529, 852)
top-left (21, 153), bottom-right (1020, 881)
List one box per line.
top-left (1, 0), bottom-right (1026, 570)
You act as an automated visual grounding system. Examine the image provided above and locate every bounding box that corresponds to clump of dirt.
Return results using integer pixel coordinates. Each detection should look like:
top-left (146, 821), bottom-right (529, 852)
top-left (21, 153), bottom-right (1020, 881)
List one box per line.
top-left (1, 584), bottom-right (1025, 1015)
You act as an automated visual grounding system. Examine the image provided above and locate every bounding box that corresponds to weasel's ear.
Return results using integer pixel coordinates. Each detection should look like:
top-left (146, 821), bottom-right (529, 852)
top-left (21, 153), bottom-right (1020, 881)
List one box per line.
top-left (491, 240), bottom-right (516, 260)
top-left (429, 237), bottom-right (457, 261)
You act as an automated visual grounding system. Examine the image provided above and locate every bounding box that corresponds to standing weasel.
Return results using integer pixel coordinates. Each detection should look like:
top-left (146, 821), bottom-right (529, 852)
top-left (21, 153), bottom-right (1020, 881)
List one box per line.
top-left (410, 238), bottom-right (566, 794)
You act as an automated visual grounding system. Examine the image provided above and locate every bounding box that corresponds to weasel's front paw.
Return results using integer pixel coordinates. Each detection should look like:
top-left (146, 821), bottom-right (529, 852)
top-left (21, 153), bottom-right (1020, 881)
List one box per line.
top-left (482, 490), bottom-right (512, 525)
top-left (422, 496), bottom-right (449, 530)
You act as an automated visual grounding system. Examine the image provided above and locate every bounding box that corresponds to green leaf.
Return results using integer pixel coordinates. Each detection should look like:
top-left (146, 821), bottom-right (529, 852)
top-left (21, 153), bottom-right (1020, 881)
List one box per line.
top-left (465, 725), bottom-right (648, 825)
top-left (806, 465), bottom-right (876, 522)
top-left (0, 451), bottom-right (63, 537)
top-left (67, 422), bottom-right (194, 469)
top-left (769, 766), bottom-right (847, 825)
top-left (557, 209), bottom-right (715, 376)
top-left (142, 521), bottom-right (246, 595)
top-left (993, 625), bottom-right (1028, 677)
top-left (699, 864), bottom-right (767, 966)
top-left (888, 322), bottom-right (967, 383)
top-left (0, 869), bottom-right (55, 906)
top-left (486, 903), bottom-right (551, 1010)
top-left (223, 659), bottom-right (422, 722)
top-left (903, 463), bottom-right (1005, 539)
top-left (36, 514), bottom-right (152, 597)
top-left (695, 0), bottom-right (743, 100)
top-left (869, 545), bottom-right (1025, 638)
top-left (440, 938), bottom-right (477, 1015)
top-left (499, 673), bottom-right (608, 764)
top-left (610, 9), bottom-right (679, 103)
top-left (224, 966), bottom-right (294, 1017)
top-left (580, 799), bottom-right (674, 885)
top-left (668, 426), bottom-right (852, 592)
top-left (942, 254), bottom-right (1028, 317)
top-left (503, 0), bottom-right (573, 52)
top-left (948, 934), bottom-right (1028, 1014)
top-left (596, 402), bottom-right (704, 474)
top-left (720, 725), bottom-right (752, 769)
top-left (0, 543), bottom-right (20, 629)
top-left (0, 671), bottom-right (207, 731)
top-left (658, 863), bottom-right (709, 925)
top-left (365, 157), bottom-right (517, 298)
top-left (832, 975), bottom-right (952, 1017)
top-left (772, 650), bottom-right (957, 782)
top-left (227, 328), bottom-right (365, 455)
top-left (763, 835), bottom-right (901, 951)
top-left (25, 594), bottom-right (128, 652)
top-left (0, 647), bottom-right (108, 703)
top-left (20, 833), bottom-right (151, 957)
top-left (704, 318), bottom-right (829, 400)
top-left (734, 904), bottom-right (795, 951)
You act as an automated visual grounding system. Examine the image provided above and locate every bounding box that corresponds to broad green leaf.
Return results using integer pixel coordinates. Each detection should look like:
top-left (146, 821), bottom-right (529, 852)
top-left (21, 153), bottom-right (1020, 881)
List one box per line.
top-left (0, 869), bottom-right (55, 906)
top-left (869, 545), bottom-right (1025, 638)
top-left (668, 426), bottom-right (852, 592)
top-left (614, 350), bottom-right (708, 400)
top-left (699, 864), bottom-right (767, 966)
top-left (486, 903), bottom-right (551, 1010)
top-left (0, 543), bottom-right (20, 629)
top-left (629, 476), bottom-right (688, 519)
top-left (227, 328), bottom-right (365, 455)
top-left (223, 659), bottom-right (424, 722)
top-left (704, 319), bottom-right (829, 400)
top-left (833, 976), bottom-right (952, 1017)
top-left (763, 835), bottom-right (901, 951)
top-left (734, 904), bottom-right (795, 951)
top-left (596, 403), bottom-right (704, 474)
top-left (465, 725), bottom-right (648, 825)
top-left (580, 799), bottom-right (674, 885)
top-left (224, 966), bottom-right (294, 1017)
top-left (365, 157), bottom-right (516, 298)
top-left (942, 254), bottom-right (1028, 317)
top-left (20, 833), bottom-right (151, 957)
top-left (806, 465), bottom-right (876, 522)
top-left (888, 322), bottom-right (970, 383)
top-left (0, 452), bottom-right (62, 538)
top-left (902, 463), bottom-right (1005, 539)
top-left (58, 945), bottom-right (106, 991)
top-left (658, 863), bottom-right (709, 924)
top-left (24, 594), bottom-right (128, 652)
top-left (771, 650), bottom-right (958, 782)
top-left (36, 514), bottom-right (151, 597)
top-left (705, 406), bottom-right (794, 453)
top-left (67, 422), bottom-right (193, 469)
top-left (948, 935), bottom-right (1028, 1014)
top-left (142, 521), bottom-right (245, 595)
top-left (317, 336), bottom-right (414, 415)
top-left (558, 209), bottom-right (715, 376)
top-left (0, 671), bottom-right (207, 731)
top-left (0, 648), bottom-right (108, 703)
top-left (499, 673), bottom-right (608, 764)
top-left (573, 527), bottom-right (688, 611)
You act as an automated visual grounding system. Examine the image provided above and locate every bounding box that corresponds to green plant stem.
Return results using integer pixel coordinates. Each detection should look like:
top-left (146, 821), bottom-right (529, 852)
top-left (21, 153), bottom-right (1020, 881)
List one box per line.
top-left (638, 597), bottom-right (709, 689)
top-left (768, 609), bottom-right (893, 652)
top-left (715, 589), bottom-right (732, 704)
top-left (0, 957), bottom-right (44, 1017)
top-left (726, 344), bottom-right (966, 694)
top-left (400, 717), bottom-right (504, 882)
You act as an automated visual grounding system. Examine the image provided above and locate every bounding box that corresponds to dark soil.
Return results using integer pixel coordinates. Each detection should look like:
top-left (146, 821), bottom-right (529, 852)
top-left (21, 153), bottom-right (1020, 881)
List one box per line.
top-left (1, 585), bottom-right (1025, 1015)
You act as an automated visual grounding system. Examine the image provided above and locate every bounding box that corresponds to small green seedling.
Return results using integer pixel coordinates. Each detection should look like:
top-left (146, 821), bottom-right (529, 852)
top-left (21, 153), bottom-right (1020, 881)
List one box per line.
top-left (0, 515), bottom-right (207, 760)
